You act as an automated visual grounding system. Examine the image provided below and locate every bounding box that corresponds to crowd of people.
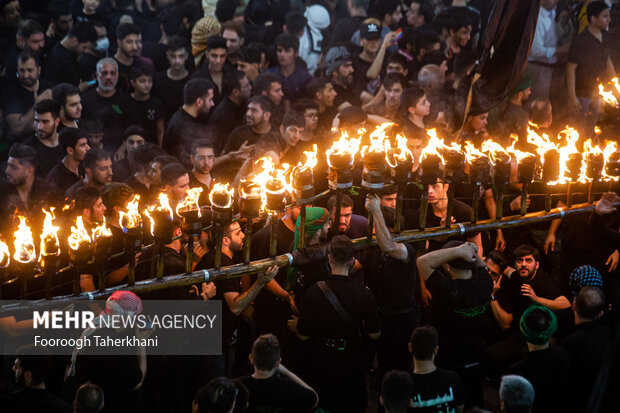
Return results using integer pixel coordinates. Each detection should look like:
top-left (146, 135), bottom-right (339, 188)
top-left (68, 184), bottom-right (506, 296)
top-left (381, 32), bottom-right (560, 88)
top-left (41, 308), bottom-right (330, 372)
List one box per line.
top-left (1, 0), bottom-right (620, 412)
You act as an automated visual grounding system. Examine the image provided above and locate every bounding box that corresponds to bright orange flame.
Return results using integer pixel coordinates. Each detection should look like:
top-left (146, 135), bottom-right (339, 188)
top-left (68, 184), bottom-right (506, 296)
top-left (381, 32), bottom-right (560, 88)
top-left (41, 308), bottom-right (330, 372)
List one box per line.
top-left (0, 239), bottom-right (9, 267)
top-left (386, 133), bottom-right (414, 167)
top-left (506, 139), bottom-right (536, 164)
top-left (176, 187), bottom-right (203, 217)
top-left (119, 194), bottom-right (142, 230)
top-left (326, 131), bottom-right (362, 168)
top-left (68, 216), bottom-right (92, 251)
top-left (481, 139), bottom-right (511, 165)
top-left (144, 193), bottom-right (175, 236)
top-left (298, 144), bottom-right (318, 172)
top-left (361, 123), bottom-right (391, 157)
top-left (553, 127), bottom-right (586, 184)
top-left (526, 127), bottom-right (558, 159)
top-left (420, 129), bottom-right (461, 163)
top-left (599, 78), bottom-right (619, 107)
top-left (463, 141), bottom-right (487, 164)
top-left (40, 208), bottom-right (60, 257)
top-left (91, 218), bottom-right (113, 240)
top-left (243, 156), bottom-right (292, 213)
top-left (603, 141), bottom-right (620, 181)
top-left (209, 183), bottom-right (235, 209)
top-left (13, 216), bottom-right (36, 264)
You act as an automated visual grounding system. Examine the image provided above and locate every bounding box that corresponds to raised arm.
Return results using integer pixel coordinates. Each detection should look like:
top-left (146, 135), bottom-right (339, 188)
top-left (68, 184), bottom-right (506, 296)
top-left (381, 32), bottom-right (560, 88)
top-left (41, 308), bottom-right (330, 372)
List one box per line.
top-left (365, 194), bottom-right (408, 261)
top-left (416, 242), bottom-right (478, 281)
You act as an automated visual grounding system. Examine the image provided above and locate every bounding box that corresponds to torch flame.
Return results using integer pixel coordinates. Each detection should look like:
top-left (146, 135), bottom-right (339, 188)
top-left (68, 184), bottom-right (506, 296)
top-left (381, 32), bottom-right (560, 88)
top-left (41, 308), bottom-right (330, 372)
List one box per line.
top-left (91, 218), bottom-right (113, 240)
top-left (603, 141), bottom-right (620, 181)
top-left (481, 139), bottom-right (511, 165)
top-left (176, 187), bottom-right (202, 217)
top-left (119, 194), bottom-right (142, 231)
top-left (13, 216), bottom-right (36, 264)
top-left (420, 129), bottom-right (461, 164)
top-left (298, 144), bottom-right (318, 172)
top-left (209, 183), bottom-right (235, 209)
top-left (0, 239), bottom-right (9, 267)
top-left (326, 131), bottom-right (362, 168)
top-left (144, 193), bottom-right (175, 236)
top-left (386, 133), bottom-right (414, 167)
top-left (68, 216), bottom-right (92, 251)
top-left (599, 78), bottom-right (619, 107)
top-left (463, 141), bottom-right (488, 164)
top-left (361, 123), bottom-right (391, 157)
top-left (40, 208), bottom-right (60, 257)
top-left (242, 156), bottom-right (293, 213)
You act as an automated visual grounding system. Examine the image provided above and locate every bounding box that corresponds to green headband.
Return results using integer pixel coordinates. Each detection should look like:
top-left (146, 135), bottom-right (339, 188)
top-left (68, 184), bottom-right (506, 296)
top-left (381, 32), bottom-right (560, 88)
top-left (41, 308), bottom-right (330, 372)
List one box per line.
top-left (519, 304), bottom-right (558, 345)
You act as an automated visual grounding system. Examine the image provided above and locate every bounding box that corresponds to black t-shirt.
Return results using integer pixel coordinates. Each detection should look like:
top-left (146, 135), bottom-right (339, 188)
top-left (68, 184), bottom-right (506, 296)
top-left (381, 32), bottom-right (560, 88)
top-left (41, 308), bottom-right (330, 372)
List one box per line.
top-left (240, 375), bottom-right (317, 413)
top-left (331, 15), bottom-right (367, 44)
top-left (130, 95), bottom-right (164, 144)
top-left (112, 158), bottom-right (132, 183)
top-left (135, 245), bottom-right (185, 281)
top-left (425, 266), bottom-right (493, 368)
top-left (23, 136), bottom-right (64, 178)
top-left (0, 178), bottom-right (61, 233)
top-left (408, 368), bottom-right (466, 412)
top-left (332, 80), bottom-right (361, 108)
top-left (209, 97), bottom-right (245, 154)
top-left (1, 79), bottom-right (53, 141)
top-left (508, 347), bottom-right (570, 413)
top-left (46, 162), bottom-right (84, 195)
top-left (152, 71), bottom-right (189, 121)
top-left (219, 125), bottom-right (277, 180)
top-left (44, 43), bottom-right (80, 86)
top-left (125, 175), bottom-right (152, 207)
top-left (0, 388), bottom-right (72, 413)
top-left (363, 242), bottom-right (417, 310)
top-left (508, 271), bottom-right (566, 321)
top-left (163, 108), bottom-right (211, 167)
top-left (352, 53), bottom-right (375, 93)
top-left (568, 29), bottom-right (612, 98)
top-left (114, 57), bottom-right (134, 93)
top-left (419, 199), bottom-right (478, 251)
top-left (80, 88), bottom-right (136, 151)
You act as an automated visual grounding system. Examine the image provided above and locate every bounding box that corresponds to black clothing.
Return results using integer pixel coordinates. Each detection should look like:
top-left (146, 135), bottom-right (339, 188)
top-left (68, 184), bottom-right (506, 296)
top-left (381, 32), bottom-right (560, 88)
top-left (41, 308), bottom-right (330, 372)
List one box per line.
top-left (209, 97), bottom-right (246, 154)
top-left (562, 321), bottom-right (611, 412)
top-left (500, 102), bottom-right (529, 140)
top-left (331, 15), bottom-right (367, 44)
top-left (130, 95), bottom-right (164, 144)
top-left (332, 80), bottom-right (361, 108)
top-left (568, 29), bottom-right (612, 98)
top-left (0, 178), bottom-right (61, 233)
top-left (425, 266), bottom-right (493, 369)
top-left (135, 245), bottom-right (185, 281)
top-left (409, 368), bottom-right (466, 412)
top-left (191, 67), bottom-right (233, 107)
top-left (46, 162), bottom-right (84, 195)
top-left (163, 108), bottom-right (211, 167)
top-left (1, 79), bottom-right (53, 142)
top-left (509, 347), bottom-right (570, 413)
top-left (23, 136), bottom-right (64, 178)
top-left (317, 106), bottom-right (338, 133)
top-left (112, 158), bottom-right (133, 183)
top-left (418, 199), bottom-right (478, 252)
top-left (508, 271), bottom-right (566, 322)
top-left (152, 71), bottom-right (189, 121)
top-left (188, 171), bottom-right (216, 206)
top-left (0, 387), bottom-right (72, 413)
top-left (240, 375), bottom-right (317, 413)
top-left (114, 57), bottom-right (134, 93)
top-left (81, 88), bottom-right (135, 151)
top-left (43, 43), bottom-right (81, 86)
top-left (124, 175), bottom-right (152, 207)
top-left (351, 53), bottom-right (373, 93)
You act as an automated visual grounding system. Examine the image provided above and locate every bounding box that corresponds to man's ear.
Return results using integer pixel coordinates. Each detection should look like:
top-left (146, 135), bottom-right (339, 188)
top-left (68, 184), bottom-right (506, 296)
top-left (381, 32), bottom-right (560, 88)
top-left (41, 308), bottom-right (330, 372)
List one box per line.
top-left (23, 371), bottom-right (32, 386)
top-left (379, 395), bottom-right (384, 406)
top-left (264, 111), bottom-right (271, 122)
top-left (279, 125), bottom-right (285, 136)
top-left (174, 227), bottom-right (182, 237)
top-left (248, 353), bottom-right (253, 364)
top-left (408, 342), bottom-right (413, 353)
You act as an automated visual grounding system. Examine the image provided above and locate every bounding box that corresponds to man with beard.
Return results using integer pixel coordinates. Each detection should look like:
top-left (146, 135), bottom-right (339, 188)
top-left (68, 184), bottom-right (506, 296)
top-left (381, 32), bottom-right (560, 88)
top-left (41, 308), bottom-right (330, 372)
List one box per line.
top-left (222, 20), bottom-right (244, 66)
top-left (189, 139), bottom-right (218, 205)
top-left (0, 144), bottom-right (59, 232)
top-left (46, 127), bottom-right (90, 194)
top-left (0, 345), bottom-right (71, 412)
top-left (81, 57), bottom-right (135, 152)
top-left (499, 76), bottom-right (532, 141)
top-left (2, 51), bottom-right (52, 141)
top-left (65, 148), bottom-right (113, 197)
top-left (113, 23), bottom-right (143, 92)
top-left (3, 19), bottom-right (45, 81)
top-left (163, 78), bottom-right (215, 167)
top-left (24, 100), bottom-right (63, 178)
top-left (52, 83), bottom-right (82, 131)
top-left (325, 46), bottom-right (362, 109)
top-left (253, 72), bottom-right (286, 127)
top-left (267, 34), bottom-right (312, 101)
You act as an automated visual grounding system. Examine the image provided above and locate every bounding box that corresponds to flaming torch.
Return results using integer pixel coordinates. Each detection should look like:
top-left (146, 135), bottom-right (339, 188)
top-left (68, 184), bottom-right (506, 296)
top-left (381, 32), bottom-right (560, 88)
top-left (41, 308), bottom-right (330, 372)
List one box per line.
top-left (10, 216), bottom-right (37, 297)
top-left (292, 145), bottom-right (318, 248)
top-left (598, 78), bottom-right (620, 107)
top-left (508, 141), bottom-right (539, 215)
top-left (603, 142), bottom-right (620, 189)
top-left (68, 216), bottom-right (92, 295)
top-left (91, 219), bottom-right (113, 291)
top-left (482, 139), bottom-right (511, 218)
top-left (239, 182), bottom-right (262, 263)
top-left (464, 142), bottom-right (492, 224)
top-left (176, 188), bottom-right (203, 274)
top-left (361, 125), bottom-right (389, 239)
top-left (418, 130), bottom-right (446, 230)
top-left (40, 208), bottom-right (61, 298)
top-left (0, 240), bottom-right (9, 297)
top-left (386, 134), bottom-right (414, 233)
top-left (584, 140), bottom-right (604, 203)
top-left (144, 193), bottom-right (175, 278)
top-left (209, 183), bottom-right (235, 268)
top-left (119, 194), bottom-right (142, 285)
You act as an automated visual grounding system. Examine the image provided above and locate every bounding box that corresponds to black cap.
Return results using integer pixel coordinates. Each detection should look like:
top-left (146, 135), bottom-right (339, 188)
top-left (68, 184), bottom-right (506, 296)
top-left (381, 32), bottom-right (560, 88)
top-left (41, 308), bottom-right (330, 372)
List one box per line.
top-left (360, 22), bottom-right (382, 40)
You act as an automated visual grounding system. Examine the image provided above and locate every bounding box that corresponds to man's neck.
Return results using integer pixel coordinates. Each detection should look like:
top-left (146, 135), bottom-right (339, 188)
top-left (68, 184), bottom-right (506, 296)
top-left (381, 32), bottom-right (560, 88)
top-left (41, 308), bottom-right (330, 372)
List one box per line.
top-left (26, 383), bottom-right (46, 390)
top-left (63, 156), bottom-right (80, 175)
top-left (350, 8), bottom-right (367, 18)
top-left (509, 95), bottom-right (523, 106)
top-left (84, 175), bottom-right (102, 190)
top-left (408, 113), bottom-right (425, 128)
top-left (23, 80), bottom-right (38, 93)
top-left (359, 50), bottom-right (376, 62)
top-left (331, 265), bottom-right (349, 276)
top-left (413, 359), bottom-right (437, 374)
top-left (60, 37), bottom-right (74, 53)
top-left (431, 200), bottom-right (447, 216)
top-left (252, 122), bottom-right (271, 135)
top-left (228, 94), bottom-right (242, 106)
top-left (251, 368), bottom-right (276, 379)
top-left (527, 342), bottom-right (549, 352)
top-left (182, 104), bottom-right (199, 118)
top-left (191, 169), bottom-right (212, 187)
top-left (316, 100), bottom-right (327, 113)
top-left (222, 247), bottom-right (233, 259)
top-left (447, 38), bottom-right (460, 54)
top-left (167, 67), bottom-right (189, 80)
top-left (114, 51), bottom-right (133, 66)
top-left (280, 62), bottom-right (295, 77)
top-left (133, 170), bottom-right (150, 187)
top-left (588, 24), bottom-right (603, 40)
top-left (131, 91), bottom-right (149, 101)
top-left (39, 132), bottom-right (59, 147)
top-left (97, 87), bottom-right (116, 98)
top-left (62, 118), bottom-right (78, 128)
top-left (452, 0), bottom-right (467, 6)
top-left (574, 315), bottom-right (596, 326)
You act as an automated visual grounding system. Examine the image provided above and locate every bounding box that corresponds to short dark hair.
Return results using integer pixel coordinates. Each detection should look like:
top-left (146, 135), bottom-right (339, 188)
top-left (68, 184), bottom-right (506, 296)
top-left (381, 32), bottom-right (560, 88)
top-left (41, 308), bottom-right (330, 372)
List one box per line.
top-left (383, 72), bottom-right (406, 89)
top-left (575, 286), bottom-right (605, 320)
top-left (238, 44), bottom-right (262, 64)
top-left (306, 77), bottom-right (331, 100)
top-left (123, 125), bottom-right (147, 141)
top-left (486, 250), bottom-right (508, 273)
top-left (166, 36), bottom-right (188, 53)
top-left (328, 193), bottom-right (354, 210)
top-left (329, 235), bottom-right (355, 266)
top-left (206, 35), bottom-right (227, 51)
top-left (17, 50), bottom-right (40, 67)
top-left (587, 1), bottom-right (609, 22)
top-left (52, 83), bottom-right (80, 106)
top-left (9, 143), bottom-right (37, 168)
top-left (101, 182), bottom-right (134, 211)
top-left (248, 95), bottom-right (273, 114)
top-left (410, 0), bottom-right (435, 23)
top-left (17, 19), bottom-right (43, 40)
top-left (400, 86), bottom-right (425, 115)
top-left (160, 7), bottom-right (183, 36)
top-left (59, 127), bottom-right (87, 154)
top-left (75, 382), bottom-right (105, 413)
top-left (222, 69), bottom-right (247, 96)
top-left (184, 78), bottom-right (215, 105)
top-left (191, 139), bottom-right (215, 156)
top-left (447, 13), bottom-right (472, 33)
top-left (68, 21), bottom-right (97, 44)
top-left (34, 99), bottom-right (61, 119)
top-left (221, 20), bottom-right (245, 38)
top-left (281, 110), bottom-right (306, 129)
top-left (251, 334), bottom-right (281, 371)
top-left (284, 12), bottom-right (307, 38)
top-left (74, 186), bottom-right (101, 212)
top-left (16, 345), bottom-right (50, 386)
top-left (83, 148), bottom-right (110, 170)
top-left (49, 0), bottom-right (71, 19)
top-left (381, 370), bottom-right (414, 413)
top-left (420, 49), bottom-right (447, 67)
top-left (253, 72), bottom-right (282, 96)
top-left (386, 52), bottom-right (408, 70)
top-left (376, 0), bottom-right (401, 17)
top-left (293, 98), bottom-right (319, 113)
top-left (415, 31), bottom-right (441, 53)
top-left (130, 64), bottom-right (154, 80)
top-left (194, 377), bottom-right (238, 413)
top-left (161, 163), bottom-right (187, 187)
top-left (514, 244), bottom-right (540, 262)
top-left (135, 143), bottom-right (164, 169)
top-left (153, 155), bottom-right (179, 168)
top-left (275, 33), bottom-right (299, 53)
top-left (116, 23), bottom-right (141, 41)
top-left (410, 325), bottom-right (438, 360)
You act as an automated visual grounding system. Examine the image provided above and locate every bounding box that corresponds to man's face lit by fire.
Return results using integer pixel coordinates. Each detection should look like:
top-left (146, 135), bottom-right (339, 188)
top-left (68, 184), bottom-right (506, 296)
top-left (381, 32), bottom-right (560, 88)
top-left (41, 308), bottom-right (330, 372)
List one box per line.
top-left (88, 157), bottom-right (113, 186)
top-left (381, 192), bottom-right (397, 208)
top-left (168, 173), bottom-right (190, 202)
top-left (331, 205), bottom-right (352, 233)
top-left (5, 157), bottom-right (32, 186)
top-left (516, 254), bottom-right (539, 279)
top-left (428, 182), bottom-right (448, 205)
top-left (192, 146), bottom-right (215, 174)
top-left (224, 221), bottom-right (245, 252)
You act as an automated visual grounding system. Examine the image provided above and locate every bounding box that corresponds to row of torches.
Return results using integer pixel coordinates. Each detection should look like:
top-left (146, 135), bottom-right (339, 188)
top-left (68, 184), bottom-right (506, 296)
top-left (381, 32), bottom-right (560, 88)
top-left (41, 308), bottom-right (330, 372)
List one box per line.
top-left (2, 122), bottom-right (620, 298)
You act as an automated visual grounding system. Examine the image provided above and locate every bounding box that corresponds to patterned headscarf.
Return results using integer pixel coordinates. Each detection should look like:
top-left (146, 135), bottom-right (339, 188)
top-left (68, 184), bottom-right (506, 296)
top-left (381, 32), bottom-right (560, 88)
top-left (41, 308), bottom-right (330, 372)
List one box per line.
top-left (191, 16), bottom-right (221, 58)
top-left (569, 265), bottom-right (603, 297)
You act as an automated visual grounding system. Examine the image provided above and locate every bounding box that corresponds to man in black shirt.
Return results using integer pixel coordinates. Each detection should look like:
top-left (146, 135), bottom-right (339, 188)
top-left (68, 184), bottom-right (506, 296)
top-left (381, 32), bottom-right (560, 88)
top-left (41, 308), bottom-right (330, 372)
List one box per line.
top-left (4, 19), bottom-right (46, 80)
top-left (112, 126), bottom-right (146, 182)
top-left (46, 127), bottom-right (90, 194)
top-left (152, 38), bottom-right (191, 121)
top-left (192, 36), bottom-right (233, 107)
top-left (188, 139), bottom-right (217, 206)
top-left (289, 235), bottom-right (381, 413)
top-left (23, 102), bottom-right (62, 178)
top-left (129, 65), bottom-right (164, 145)
top-left (163, 78), bottom-right (214, 168)
top-left (2, 51), bottom-right (52, 142)
top-left (306, 77), bottom-right (338, 133)
top-left (253, 72), bottom-right (286, 127)
top-left (254, 110), bottom-right (305, 165)
top-left (209, 70), bottom-right (252, 154)
top-left (80, 57), bottom-right (135, 152)
top-left (417, 241), bottom-right (492, 407)
top-left (324, 45), bottom-right (366, 109)
top-left (65, 148), bottom-right (113, 197)
top-left (113, 23), bottom-right (142, 92)
top-left (52, 83), bottom-right (81, 130)
top-left (326, 193), bottom-right (369, 239)
top-left (365, 195), bottom-right (418, 379)
top-left (43, 21), bottom-right (97, 87)
top-left (240, 334), bottom-right (318, 412)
